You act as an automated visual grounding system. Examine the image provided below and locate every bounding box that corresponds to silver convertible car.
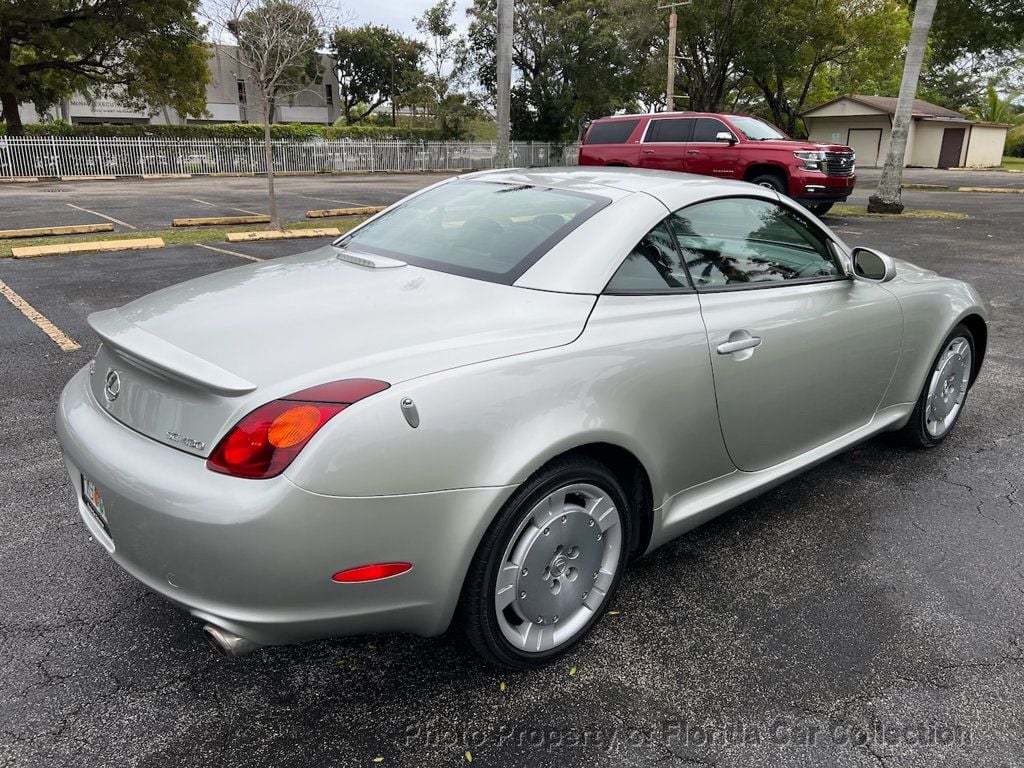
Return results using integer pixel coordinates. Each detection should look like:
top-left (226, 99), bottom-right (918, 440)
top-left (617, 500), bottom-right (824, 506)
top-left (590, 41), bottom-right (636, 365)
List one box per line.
top-left (57, 168), bottom-right (987, 669)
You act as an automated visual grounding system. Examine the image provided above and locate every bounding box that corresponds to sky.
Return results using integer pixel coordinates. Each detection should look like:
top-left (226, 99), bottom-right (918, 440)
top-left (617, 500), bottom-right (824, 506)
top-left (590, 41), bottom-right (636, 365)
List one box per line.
top-left (346, 0), bottom-right (471, 36)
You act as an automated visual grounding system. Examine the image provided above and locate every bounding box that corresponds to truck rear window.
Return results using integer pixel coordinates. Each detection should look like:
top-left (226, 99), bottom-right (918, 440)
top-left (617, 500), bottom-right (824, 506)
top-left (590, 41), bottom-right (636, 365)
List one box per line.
top-left (584, 120), bottom-right (640, 145)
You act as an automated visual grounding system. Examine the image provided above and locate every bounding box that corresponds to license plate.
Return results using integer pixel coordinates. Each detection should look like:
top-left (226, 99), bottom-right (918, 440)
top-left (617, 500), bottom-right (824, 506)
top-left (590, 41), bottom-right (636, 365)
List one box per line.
top-left (82, 474), bottom-right (111, 535)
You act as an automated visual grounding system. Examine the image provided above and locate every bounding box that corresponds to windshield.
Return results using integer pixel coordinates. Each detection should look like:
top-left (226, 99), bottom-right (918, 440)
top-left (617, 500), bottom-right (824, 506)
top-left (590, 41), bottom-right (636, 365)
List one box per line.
top-left (335, 180), bottom-right (609, 284)
top-left (729, 116), bottom-right (788, 141)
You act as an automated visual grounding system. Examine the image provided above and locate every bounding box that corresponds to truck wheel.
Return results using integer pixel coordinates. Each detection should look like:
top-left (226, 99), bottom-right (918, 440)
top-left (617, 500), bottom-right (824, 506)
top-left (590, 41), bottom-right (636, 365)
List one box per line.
top-left (806, 202), bottom-right (834, 216)
top-left (749, 173), bottom-right (786, 193)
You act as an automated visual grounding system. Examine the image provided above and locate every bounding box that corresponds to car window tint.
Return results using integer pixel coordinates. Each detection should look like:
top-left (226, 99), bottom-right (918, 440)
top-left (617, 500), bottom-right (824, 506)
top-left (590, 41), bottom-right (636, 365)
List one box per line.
top-left (646, 118), bottom-right (692, 143)
top-left (690, 118), bottom-right (732, 142)
top-left (668, 198), bottom-right (838, 288)
top-left (336, 181), bottom-right (608, 284)
top-left (585, 120), bottom-right (640, 144)
top-left (605, 221), bottom-right (689, 291)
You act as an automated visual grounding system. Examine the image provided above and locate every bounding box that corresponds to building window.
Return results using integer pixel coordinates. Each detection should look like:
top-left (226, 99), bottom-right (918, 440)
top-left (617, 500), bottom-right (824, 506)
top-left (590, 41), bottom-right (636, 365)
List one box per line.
top-left (325, 83), bottom-right (333, 106)
top-left (236, 80), bottom-right (247, 106)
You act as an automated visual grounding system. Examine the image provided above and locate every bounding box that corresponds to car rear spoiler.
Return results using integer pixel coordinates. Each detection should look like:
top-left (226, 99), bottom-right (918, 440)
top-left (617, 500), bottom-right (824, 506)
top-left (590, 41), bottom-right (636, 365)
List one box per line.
top-left (87, 309), bottom-right (257, 396)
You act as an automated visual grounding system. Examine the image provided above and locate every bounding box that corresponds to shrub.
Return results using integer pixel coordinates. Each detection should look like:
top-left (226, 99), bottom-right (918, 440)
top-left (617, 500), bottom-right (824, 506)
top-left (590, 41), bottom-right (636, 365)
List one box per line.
top-left (1005, 125), bottom-right (1024, 158)
top-left (0, 121), bottom-right (444, 141)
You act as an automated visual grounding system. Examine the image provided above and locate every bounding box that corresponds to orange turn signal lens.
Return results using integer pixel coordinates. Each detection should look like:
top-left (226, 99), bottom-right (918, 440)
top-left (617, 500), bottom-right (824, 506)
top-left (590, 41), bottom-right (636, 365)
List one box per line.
top-left (268, 405), bottom-right (322, 448)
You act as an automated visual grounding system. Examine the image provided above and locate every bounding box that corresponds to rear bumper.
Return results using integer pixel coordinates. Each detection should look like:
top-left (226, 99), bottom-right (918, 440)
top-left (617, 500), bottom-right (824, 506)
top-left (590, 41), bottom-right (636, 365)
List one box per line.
top-left (56, 366), bottom-right (515, 647)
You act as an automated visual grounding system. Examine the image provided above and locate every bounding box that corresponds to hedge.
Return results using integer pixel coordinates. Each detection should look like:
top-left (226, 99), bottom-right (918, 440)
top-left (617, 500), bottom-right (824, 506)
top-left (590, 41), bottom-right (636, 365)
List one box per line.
top-left (1005, 125), bottom-right (1024, 158)
top-left (0, 121), bottom-right (446, 141)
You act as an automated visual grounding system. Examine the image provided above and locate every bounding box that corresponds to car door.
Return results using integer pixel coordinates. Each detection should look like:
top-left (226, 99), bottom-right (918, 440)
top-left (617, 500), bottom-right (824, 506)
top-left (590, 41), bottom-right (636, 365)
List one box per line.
top-left (638, 117), bottom-right (693, 173)
top-left (682, 117), bottom-right (741, 179)
top-left (670, 196), bottom-right (903, 471)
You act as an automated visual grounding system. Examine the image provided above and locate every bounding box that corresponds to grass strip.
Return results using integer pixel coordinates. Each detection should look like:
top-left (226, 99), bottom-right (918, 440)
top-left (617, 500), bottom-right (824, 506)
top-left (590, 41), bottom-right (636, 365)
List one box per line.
top-left (828, 205), bottom-right (968, 220)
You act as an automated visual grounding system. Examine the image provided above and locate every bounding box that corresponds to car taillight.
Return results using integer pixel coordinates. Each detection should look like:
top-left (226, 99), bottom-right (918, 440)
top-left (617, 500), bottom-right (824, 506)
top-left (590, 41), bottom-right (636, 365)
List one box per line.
top-left (207, 379), bottom-right (389, 479)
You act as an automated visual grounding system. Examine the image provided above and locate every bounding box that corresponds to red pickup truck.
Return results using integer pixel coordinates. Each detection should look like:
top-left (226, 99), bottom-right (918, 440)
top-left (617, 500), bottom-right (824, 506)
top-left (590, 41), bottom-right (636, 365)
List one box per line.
top-left (578, 112), bottom-right (856, 215)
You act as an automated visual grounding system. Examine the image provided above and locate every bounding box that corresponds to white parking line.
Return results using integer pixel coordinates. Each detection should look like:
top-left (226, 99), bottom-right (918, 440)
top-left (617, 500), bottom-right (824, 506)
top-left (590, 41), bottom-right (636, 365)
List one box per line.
top-left (196, 243), bottom-right (263, 262)
top-left (192, 198), bottom-right (265, 217)
top-left (0, 278), bottom-right (80, 351)
top-left (65, 203), bottom-right (137, 230)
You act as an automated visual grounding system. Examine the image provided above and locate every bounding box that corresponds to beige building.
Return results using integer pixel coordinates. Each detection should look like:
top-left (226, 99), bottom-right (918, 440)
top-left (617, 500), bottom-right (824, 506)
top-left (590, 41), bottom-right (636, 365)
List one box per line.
top-left (802, 95), bottom-right (1009, 168)
top-left (18, 44), bottom-right (342, 127)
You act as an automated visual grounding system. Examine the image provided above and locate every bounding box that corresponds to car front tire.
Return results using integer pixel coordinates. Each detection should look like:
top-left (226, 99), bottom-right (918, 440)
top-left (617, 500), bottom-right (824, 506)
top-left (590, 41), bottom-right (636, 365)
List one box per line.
top-left (897, 323), bottom-right (976, 448)
top-left (458, 455), bottom-right (632, 669)
top-left (806, 202), bottom-right (834, 216)
top-left (750, 172), bottom-right (787, 193)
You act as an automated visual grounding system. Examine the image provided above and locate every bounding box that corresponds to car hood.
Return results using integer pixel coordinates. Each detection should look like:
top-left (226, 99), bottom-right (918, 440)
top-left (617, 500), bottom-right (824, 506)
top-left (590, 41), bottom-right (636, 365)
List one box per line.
top-left (85, 246), bottom-right (596, 454)
top-left (744, 139), bottom-right (852, 153)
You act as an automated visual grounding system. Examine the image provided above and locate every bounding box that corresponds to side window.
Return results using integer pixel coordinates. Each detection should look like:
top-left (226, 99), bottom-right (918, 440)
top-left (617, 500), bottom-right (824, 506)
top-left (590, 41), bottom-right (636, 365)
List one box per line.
top-left (690, 118), bottom-right (733, 142)
top-left (606, 222), bottom-right (690, 292)
top-left (645, 118), bottom-right (693, 143)
top-left (668, 198), bottom-right (839, 288)
top-left (584, 119), bottom-right (640, 145)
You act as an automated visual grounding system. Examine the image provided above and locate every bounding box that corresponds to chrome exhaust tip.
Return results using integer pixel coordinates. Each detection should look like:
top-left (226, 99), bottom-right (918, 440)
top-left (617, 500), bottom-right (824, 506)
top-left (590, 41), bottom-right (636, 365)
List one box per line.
top-left (202, 623), bottom-right (261, 657)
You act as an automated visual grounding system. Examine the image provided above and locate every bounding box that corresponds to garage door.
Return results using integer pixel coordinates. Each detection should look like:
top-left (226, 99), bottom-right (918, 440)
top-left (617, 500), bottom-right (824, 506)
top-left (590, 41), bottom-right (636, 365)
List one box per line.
top-left (847, 128), bottom-right (882, 167)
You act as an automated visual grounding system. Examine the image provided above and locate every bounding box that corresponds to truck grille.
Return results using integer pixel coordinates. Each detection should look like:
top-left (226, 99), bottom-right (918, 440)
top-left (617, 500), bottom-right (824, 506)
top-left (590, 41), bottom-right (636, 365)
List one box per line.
top-left (824, 151), bottom-right (855, 176)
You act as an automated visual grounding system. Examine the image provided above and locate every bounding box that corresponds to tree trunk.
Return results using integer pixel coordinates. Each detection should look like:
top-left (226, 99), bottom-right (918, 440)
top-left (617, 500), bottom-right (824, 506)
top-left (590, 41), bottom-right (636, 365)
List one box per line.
top-left (262, 102), bottom-right (281, 230)
top-left (494, 0), bottom-right (513, 167)
top-left (867, 0), bottom-right (938, 214)
top-left (0, 88), bottom-right (24, 135)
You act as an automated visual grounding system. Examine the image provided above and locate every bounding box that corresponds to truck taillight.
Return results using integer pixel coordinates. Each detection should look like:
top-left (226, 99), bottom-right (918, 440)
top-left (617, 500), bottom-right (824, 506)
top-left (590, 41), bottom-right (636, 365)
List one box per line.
top-left (207, 379), bottom-right (389, 479)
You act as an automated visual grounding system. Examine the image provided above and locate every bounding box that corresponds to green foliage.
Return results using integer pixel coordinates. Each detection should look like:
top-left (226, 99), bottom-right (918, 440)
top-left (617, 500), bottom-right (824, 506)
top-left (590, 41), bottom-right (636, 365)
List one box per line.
top-left (331, 25), bottom-right (424, 124)
top-left (466, 0), bottom-right (651, 141)
top-left (965, 83), bottom-right (1024, 124)
top-left (930, 0), bottom-right (1024, 69)
top-left (1004, 125), bottom-right (1024, 157)
top-left (0, 122), bottom-right (445, 140)
top-left (0, 0), bottom-right (210, 135)
top-left (742, 0), bottom-right (909, 136)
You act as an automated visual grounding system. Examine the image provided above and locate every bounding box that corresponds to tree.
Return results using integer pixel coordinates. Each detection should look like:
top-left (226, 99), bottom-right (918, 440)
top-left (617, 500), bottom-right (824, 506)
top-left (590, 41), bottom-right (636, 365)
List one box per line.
top-left (207, 0), bottom-right (328, 229)
top-left (967, 82), bottom-right (1024, 124)
top-left (868, 0), bottom-right (939, 214)
top-left (741, 0), bottom-right (908, 136)
top-left (414, 0), bottom-right (462, 103)
top-left (331, 25), bottom-right (423, 125)
top-left (0, 0), bottom-right (209, 135)
top-left (465, 0), bottom-right (649, 141)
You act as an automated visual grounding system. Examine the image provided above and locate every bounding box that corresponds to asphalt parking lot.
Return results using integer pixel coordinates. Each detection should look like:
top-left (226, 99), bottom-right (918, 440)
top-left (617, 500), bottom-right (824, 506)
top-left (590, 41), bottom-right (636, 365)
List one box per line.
top-left (1, 171), bottom-right (1022, 768)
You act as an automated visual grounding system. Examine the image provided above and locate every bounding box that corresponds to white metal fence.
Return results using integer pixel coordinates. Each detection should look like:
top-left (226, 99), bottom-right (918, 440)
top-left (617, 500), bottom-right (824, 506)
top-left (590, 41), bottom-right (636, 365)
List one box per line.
top-left (0, 137), bottom-right (581, 179)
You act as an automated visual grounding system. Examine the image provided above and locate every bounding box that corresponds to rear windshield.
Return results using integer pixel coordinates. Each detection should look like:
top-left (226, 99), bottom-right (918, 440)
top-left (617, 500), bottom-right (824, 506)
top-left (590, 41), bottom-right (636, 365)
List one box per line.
top-left (335, 180), bottom-right (610, 284)
top-left (584, 119), bottom-right (640, 145)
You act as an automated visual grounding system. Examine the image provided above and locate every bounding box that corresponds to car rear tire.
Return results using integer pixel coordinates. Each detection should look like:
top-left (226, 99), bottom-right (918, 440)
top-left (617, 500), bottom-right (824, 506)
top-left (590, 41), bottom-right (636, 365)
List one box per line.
top-left (896, 323), bottom-right (975, 448)
top-left (750, 172), bottom-right (787, 193)
top-left (806, 202), bottom-right (834, 216)
top-left (458, 455), bottom-right (632, 669)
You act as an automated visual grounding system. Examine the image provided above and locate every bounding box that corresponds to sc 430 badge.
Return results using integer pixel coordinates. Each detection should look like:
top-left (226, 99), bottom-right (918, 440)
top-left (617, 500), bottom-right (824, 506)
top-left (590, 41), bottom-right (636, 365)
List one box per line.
top-left (166, 431), bottom-right (206, 451)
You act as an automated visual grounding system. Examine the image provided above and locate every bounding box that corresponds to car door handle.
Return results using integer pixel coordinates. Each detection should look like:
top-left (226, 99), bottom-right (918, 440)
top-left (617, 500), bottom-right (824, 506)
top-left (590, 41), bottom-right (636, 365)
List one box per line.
top-left (717, 335), bottom-right (762, 355)
top-left (686, 150), bottom-right (700, 155)
top-left (641, 149), bottom-right (655, 155)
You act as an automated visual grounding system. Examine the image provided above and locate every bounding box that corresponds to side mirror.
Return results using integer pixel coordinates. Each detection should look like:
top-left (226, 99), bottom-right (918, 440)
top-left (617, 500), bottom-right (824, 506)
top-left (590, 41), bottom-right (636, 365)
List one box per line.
top-left (850, 247), bottom-right (897, 283)
top-left (715, 131), bottom-right (737, 144)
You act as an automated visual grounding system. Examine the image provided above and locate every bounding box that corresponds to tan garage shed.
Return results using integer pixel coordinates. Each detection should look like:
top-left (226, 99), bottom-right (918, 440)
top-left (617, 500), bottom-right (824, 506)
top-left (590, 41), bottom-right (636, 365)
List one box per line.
top-left (802, 95), bottom-right (1009, 168)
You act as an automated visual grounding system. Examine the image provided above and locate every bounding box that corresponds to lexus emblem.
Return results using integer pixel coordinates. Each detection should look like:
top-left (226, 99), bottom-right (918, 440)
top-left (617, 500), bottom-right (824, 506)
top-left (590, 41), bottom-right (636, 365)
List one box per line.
top-left (104, 369), bottom-right (121, 402)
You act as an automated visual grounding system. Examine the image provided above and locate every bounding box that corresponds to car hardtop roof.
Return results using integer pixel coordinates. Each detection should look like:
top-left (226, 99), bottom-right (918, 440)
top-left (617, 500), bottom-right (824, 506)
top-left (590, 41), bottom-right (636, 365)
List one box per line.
top-left (458, 166), bottom-right (758, 200)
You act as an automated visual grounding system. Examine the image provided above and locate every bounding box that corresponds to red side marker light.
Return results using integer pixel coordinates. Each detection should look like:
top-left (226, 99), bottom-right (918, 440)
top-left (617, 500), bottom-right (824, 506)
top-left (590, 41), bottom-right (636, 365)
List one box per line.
top-left (331, 563), bottom-right (412, 583)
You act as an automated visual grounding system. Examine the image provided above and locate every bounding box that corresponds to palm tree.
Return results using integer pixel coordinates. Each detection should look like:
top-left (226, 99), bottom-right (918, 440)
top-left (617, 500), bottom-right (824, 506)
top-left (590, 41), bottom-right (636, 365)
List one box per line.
top-left (867, 0), bottom-right (939, 214)
top-left (968, 83), bottom-right (1024, 125)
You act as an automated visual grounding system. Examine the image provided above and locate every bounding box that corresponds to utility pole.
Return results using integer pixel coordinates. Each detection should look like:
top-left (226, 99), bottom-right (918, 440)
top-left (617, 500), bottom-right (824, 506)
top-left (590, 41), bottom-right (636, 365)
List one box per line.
top-left (495, 0), bottom-right (513, 167)
top-left (659, 2), bottom-right (690, 112)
